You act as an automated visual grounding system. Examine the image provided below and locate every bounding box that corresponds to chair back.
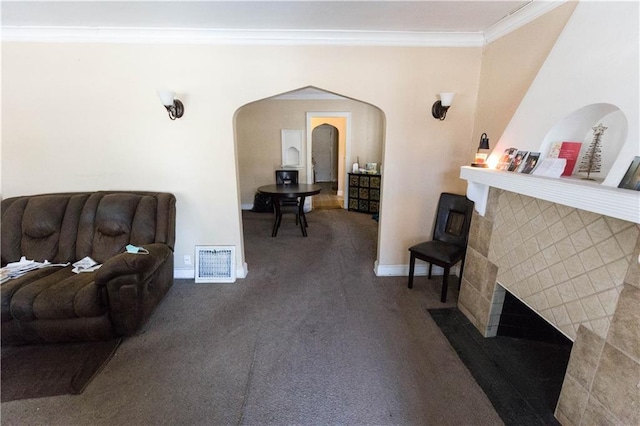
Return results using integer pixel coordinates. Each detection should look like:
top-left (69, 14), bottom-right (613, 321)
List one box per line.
top-left (432, 193), bottom-right (474, 248)
top-left (275, 170), bottom-right (299, 185)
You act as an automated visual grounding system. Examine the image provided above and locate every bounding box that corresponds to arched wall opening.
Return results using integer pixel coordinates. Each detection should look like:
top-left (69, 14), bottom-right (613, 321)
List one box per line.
top-left (234, 86), bottom-right (386, 265)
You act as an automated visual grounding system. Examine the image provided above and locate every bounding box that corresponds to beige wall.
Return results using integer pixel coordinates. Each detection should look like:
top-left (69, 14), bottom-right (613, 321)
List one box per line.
top-left (1, 43), bottom-right (481, 274)
top-left (470, 1), bottom-right (577, 162)
top-left (235, 98), bottom-right (383, 207)
top-left (0, 5), bottom-right (577, 275)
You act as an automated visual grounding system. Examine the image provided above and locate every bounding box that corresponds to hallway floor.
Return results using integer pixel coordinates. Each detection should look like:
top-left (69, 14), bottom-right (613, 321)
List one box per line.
top-left (312, 181), bottom-right (343, 210)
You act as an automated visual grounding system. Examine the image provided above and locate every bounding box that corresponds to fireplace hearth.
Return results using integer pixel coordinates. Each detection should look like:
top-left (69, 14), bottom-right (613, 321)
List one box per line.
top-left (430, 307), bottom-right (572, 425)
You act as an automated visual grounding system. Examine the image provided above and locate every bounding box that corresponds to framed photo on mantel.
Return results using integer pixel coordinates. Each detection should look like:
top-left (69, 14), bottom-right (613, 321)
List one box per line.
top-left (618, 156), bottom-right (640, 190)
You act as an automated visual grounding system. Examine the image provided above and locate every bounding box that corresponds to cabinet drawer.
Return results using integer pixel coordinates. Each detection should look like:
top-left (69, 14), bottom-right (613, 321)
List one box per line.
top-left (359, 176), bottom-right (370, 187)
top-left (349, 188), bottom-right (359, 199)
top-left (370, 176), bottom-right (381, 188)
top-left (349, 199), bottom-right (359, 210)
top-left (349, 175), bottom-right (360, 187)
top-left (359, 188), bottom-right (369, 199)
top-left (370, 189), bottom-right (380, 201)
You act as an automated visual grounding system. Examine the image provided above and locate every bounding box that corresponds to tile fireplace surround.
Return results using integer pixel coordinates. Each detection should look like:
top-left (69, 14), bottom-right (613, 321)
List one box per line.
top-left (459, 168), bottom-right (640, 426)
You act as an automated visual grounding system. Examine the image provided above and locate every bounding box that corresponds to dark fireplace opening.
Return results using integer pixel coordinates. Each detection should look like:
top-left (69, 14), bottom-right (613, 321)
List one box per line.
top-left (493, 291), bottom-right (573, 424)
top-left (497, 290), bottom-right (573, 346)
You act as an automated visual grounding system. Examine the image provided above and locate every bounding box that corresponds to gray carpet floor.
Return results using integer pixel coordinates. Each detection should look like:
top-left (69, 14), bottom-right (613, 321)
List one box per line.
top-left (1, 209), bottom-right (502, 425)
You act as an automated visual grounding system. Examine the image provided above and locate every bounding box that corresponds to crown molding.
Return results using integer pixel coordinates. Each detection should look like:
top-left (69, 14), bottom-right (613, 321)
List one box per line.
top-left (1, 2), bottom-right (569, 47)
top-left (1, 27), bottom-right (486, 47)
top-left (483, 0), bottom-right (568, 44)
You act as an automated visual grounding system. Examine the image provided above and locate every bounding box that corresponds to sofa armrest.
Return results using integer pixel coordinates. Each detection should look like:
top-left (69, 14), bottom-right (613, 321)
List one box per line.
top-left (95, 243), bottom-right (174, 336)
top-left (95, 243), bottom-right (171, 287)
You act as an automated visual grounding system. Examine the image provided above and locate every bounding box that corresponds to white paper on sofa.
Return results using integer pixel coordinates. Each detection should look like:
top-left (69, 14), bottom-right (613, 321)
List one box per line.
top-left (1, 256), bottom-right (70, 282)
top-left (72, 256), bottom-right (102, 274)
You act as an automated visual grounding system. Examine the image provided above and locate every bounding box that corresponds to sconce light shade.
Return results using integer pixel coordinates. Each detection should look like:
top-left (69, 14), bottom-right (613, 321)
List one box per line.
top-left (157, 90), bottom-right (184, 120)
top-left (432, 92), bottom-right (455, 120)
top-left (471, 132), bottom-right (490, 167)
top-left (439, 92), bottom-right (455, 107)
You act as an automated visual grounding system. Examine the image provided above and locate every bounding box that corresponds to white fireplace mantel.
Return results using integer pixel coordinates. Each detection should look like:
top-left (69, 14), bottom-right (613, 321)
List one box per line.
top-left (460, 166), bottom-right (640, 224)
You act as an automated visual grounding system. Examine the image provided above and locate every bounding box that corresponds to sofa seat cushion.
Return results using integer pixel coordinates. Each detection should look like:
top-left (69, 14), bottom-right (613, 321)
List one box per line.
top-left (8, 267), bottom-right (107, 321)
top-left (1, 267), bottom-right (62, 322)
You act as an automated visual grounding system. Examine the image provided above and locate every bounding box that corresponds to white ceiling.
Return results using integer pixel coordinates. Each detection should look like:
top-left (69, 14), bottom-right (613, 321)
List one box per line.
top-left (1, 1), bottom-right (565, 45)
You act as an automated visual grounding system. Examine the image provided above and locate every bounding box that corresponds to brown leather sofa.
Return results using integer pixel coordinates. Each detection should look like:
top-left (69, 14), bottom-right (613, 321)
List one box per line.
top-left (1, 191), bottom-right (176, 344)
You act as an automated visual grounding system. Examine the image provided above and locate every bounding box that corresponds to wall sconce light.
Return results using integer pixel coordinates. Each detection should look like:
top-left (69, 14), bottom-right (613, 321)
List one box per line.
top-left (157, 90), bottom-right (184, 120)
top-left (432, 92), bottom-right (455, 120)
top-left (471, 132), bottom-right (490, 167)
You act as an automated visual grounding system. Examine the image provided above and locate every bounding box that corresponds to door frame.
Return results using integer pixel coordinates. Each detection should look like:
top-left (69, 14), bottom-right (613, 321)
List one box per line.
top-left (306, 111), bottom-right (352, 209)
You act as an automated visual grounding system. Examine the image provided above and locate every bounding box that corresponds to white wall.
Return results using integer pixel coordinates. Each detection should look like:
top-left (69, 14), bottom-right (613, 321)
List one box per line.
top-left (1, 43), bottom-right (482, 276)
top-left (489, 1), bottom-right (639, 186)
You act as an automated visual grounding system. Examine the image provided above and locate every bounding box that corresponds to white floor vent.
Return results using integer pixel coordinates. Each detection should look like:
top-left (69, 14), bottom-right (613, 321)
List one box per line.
top-left (195, 245), bottom-right (236, 283)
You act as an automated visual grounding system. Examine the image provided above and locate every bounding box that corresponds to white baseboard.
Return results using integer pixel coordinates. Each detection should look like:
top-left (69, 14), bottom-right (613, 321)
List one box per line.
top-left (241, 203), bottom-right (253, 210)
top-left (174, 262), bottom-right (248, 280)
top-left (238, 262), bottom-right (248, 279)
top-left (374, 261), bottom-right (459, 277)
top-left (174, 268), bottom-right (194, 279)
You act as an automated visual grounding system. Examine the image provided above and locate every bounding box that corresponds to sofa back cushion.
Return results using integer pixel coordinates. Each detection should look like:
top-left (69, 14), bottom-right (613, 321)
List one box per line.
top-left (1, 191), bottom-right (176, 265)
top-left (22, 195), bottom-right (74, 262)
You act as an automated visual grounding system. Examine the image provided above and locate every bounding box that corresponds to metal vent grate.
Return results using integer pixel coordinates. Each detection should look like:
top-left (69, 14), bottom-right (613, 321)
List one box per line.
top-left (195, 246), bottom-right (236, 283)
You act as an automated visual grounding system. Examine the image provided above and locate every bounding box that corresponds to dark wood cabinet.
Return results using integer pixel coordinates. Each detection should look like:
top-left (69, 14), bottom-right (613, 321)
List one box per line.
top-left (348, 173), bottom-right (381, 213)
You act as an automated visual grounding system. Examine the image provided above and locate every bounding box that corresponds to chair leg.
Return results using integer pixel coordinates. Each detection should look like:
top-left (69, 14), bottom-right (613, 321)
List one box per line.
top-left (441, 267), bottom-right (449, 303)
top-left (428, 263), bottom-right (433, 279)
top-left (408, 254), bottom-right (416, 289)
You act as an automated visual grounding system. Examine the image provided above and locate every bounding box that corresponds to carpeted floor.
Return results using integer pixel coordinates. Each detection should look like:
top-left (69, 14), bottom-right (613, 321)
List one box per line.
top-left (1, 209), bottom-right (503, 425)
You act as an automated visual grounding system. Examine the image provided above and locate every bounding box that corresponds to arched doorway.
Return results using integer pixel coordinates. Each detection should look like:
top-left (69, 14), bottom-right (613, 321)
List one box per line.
top-left (311, 123), bottom-right (343, 210)
top-left (234, 85), bottom-right (385, 263)
top-left (312, 124), bottom-right (338, 183)
top-left (235, 86), bottom-right (383, 215)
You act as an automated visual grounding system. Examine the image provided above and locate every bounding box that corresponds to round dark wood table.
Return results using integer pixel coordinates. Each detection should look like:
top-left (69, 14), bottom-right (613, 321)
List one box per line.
top-left (257, 183), bottom-right (322, 237)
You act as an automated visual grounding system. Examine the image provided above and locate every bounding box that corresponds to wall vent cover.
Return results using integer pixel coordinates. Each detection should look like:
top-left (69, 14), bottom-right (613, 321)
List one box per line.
top-left (195, 245), bottom-right (236, 283)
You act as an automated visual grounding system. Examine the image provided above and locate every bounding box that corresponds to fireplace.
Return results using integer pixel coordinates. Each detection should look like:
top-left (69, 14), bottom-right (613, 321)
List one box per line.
top-left (457, 176), bottom-right (640, 426)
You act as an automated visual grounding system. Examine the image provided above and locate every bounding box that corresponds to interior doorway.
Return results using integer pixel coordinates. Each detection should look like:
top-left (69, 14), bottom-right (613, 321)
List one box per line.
top-left (312, 124), bottom-right (338, 183)
top-left (306, 112), bottom-right (351, 211)
top-left (311, 124), bottom-right (343, 209)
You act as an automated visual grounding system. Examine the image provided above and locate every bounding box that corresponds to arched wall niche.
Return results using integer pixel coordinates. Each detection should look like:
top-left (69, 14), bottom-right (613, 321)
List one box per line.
top-left (540, 103), bottom-right (628, 181)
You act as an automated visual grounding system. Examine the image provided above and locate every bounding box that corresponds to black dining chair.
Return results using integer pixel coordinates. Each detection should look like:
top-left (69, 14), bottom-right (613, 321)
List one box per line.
top-left (407, 192), bottom-right (475, 302)
top-left (274, 170), bottom-right (301, 226)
